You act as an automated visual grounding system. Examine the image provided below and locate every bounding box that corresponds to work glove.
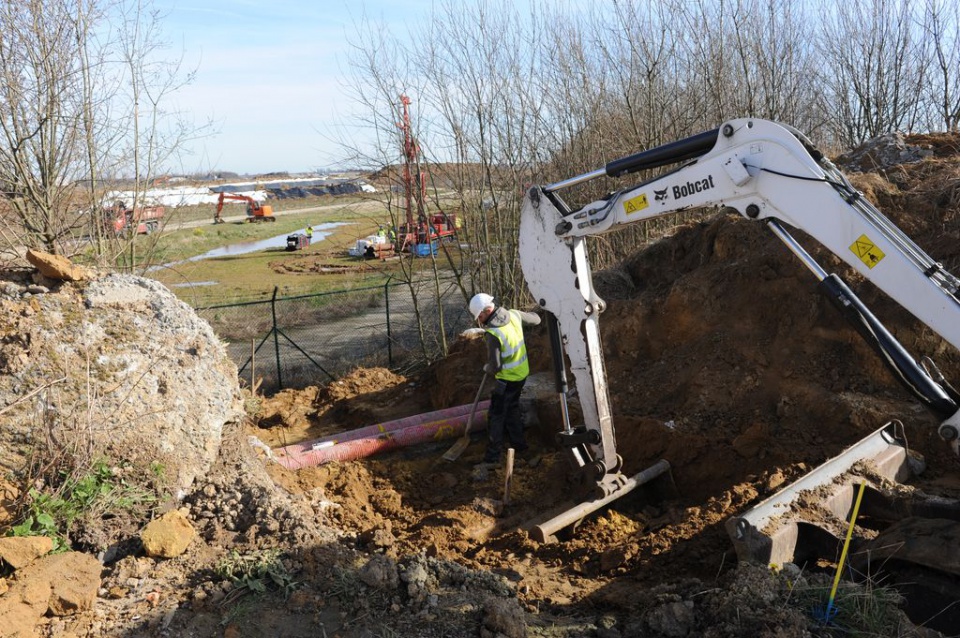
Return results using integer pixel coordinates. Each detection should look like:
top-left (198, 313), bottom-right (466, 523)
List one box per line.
top-left (483, 363), bottom-right (497, 375)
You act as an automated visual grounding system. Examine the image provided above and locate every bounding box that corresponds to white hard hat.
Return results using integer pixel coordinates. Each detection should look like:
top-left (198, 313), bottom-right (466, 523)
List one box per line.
top-left (469, 293), bottom-right (494, 320)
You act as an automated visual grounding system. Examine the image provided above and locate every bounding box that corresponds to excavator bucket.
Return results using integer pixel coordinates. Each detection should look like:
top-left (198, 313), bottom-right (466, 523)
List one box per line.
top-left (725, 421), bottom-right (925, 566)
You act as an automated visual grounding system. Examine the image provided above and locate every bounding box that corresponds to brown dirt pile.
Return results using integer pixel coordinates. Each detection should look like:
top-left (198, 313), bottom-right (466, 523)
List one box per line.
top-left (246, 133), bottom-right (960, 635)
top-left (3, 132), bottom-right (960, 637)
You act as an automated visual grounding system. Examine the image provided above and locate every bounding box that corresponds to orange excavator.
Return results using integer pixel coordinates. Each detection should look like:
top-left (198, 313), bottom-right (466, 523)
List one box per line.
top-left (213, 192), bottom-right (275, 224)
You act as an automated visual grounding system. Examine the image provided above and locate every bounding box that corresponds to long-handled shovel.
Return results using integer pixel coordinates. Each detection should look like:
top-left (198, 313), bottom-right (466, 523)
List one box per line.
top-left (442, 372), bottom-right (488, 462)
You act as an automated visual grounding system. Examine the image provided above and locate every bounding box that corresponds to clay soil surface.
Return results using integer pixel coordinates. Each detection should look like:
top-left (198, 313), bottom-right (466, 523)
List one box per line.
top-left (241, 132), bottom-right (960, 636)
top-left (6, 133), bottom-right (960, 638)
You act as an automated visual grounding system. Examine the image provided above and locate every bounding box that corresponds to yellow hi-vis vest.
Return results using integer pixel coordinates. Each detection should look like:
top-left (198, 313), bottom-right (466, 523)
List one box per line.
top-left (485, 309), bottom-right (529, 382)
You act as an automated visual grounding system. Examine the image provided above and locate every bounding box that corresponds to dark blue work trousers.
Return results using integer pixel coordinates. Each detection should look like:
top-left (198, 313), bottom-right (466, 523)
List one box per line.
top-left (484, 377), bottom-right (527, 462)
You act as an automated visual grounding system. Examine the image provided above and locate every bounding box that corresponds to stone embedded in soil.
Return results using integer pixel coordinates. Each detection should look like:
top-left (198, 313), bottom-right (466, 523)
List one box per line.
top-left (482, 597), bottom-right (527, 638)
top-left (0, 551), bottom-right (102, 636)
top-left (359, 555), bottom-right (399, 589)
top-left (645, 600), bottom-right (696, 637)
top-left (359, 526), bottom-right (397, 549)
top-left (0, 536), bottom-right (54, 569)
top-left (141, 509), bottom-right (197, 558)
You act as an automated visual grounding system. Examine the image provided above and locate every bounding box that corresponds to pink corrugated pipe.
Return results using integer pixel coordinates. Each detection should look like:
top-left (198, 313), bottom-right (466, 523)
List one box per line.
top-left (274, 405), bottom-right (490, 469)
top-left (274, 400), bottom-right (491, 458)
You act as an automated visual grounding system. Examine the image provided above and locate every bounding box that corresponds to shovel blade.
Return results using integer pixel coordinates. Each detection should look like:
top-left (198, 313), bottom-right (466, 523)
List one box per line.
top-left (442, 435), bottom-right (471, 462)
top-left (441, 373), bottom-right (488, 462)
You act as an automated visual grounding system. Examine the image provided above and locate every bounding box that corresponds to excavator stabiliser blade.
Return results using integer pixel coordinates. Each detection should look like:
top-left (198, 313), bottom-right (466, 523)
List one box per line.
top-left (528, 459), bottom-right (673, 544)
top-left (725, 422), bottom-right (923, 566)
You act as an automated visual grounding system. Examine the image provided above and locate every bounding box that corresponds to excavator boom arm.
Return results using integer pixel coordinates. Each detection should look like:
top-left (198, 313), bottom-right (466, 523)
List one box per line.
top-left (552, 119), bottom-right (960, 349)
top-left (519, 119), bottom-right (960, 530)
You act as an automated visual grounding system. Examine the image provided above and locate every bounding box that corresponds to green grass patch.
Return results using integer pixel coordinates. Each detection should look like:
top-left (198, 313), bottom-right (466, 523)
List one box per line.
top-left (148, 198), bottom-right (466, 308)
top-left (8, 460), bottom-right (157, 552)
top-left (216, 548), bottom-right (298, 602)
top-left (148, 197), bottom-right (401, 306)
top-left (150, 195), bottom-right (379, 264)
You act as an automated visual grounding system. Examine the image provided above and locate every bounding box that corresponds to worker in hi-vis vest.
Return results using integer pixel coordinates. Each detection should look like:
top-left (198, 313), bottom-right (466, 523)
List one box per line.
top-left (468, 293), bottom-right (541, 464)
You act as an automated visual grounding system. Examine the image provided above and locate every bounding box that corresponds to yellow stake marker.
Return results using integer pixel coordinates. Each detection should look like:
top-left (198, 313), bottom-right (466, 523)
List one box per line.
top-left (826, 481), bottom-right (867, 619)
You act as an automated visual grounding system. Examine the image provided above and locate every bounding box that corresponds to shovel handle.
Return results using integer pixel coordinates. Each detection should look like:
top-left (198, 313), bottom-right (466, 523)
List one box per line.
top-left (465, 373), bottom-right (489, 431)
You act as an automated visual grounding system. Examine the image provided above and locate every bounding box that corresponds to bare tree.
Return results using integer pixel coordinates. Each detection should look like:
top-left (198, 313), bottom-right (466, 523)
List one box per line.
top-left (0, 0), bottom-right (90, 255)
top-left (921, 0), bottom-right (960, 131)
top-left (0, 0), bottom-right (202, 268)
top-left (819, 0), bottom-right (927, 147)
top-left (108, 0), bottom-right (198, 270)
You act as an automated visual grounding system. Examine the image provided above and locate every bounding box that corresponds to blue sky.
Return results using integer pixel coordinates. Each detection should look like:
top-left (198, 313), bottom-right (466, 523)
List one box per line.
top-left (155, 0), bottom-right (431, 175)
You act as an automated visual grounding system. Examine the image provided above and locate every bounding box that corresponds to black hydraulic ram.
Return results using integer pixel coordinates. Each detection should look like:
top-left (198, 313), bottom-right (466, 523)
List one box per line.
top-left (545, 128), bottom-right (721, 193)
top-left (605, 128), bottom-right (721, 178)
top-left (819, 273), bottom-right (958, 420)
top-left (767, 218), bottom-right (958, 423)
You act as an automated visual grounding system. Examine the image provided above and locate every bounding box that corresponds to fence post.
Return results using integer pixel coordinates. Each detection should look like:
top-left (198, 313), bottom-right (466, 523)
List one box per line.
top-left (271, 286), bottom-right (283, 390)
top-left (385, 278), bottom-right (393, 367)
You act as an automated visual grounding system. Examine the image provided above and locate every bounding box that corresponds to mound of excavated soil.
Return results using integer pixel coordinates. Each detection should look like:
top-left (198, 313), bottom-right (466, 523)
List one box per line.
top-left (247, 133), bottom-right (960, 635)
top-left (4, 133), bottom-right (959, 638)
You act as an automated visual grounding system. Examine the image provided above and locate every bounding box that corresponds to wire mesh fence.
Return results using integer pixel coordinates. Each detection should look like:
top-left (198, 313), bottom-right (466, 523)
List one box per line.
top-left (196, 276), bottom-right (473, 394)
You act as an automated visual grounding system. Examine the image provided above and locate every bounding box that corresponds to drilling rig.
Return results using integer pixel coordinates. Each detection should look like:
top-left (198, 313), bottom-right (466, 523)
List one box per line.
top-left (394, 95), bottom-right (458, 255)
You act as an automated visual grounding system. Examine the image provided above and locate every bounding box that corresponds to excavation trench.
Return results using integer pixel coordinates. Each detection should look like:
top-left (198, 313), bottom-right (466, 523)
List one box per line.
top-left (253, 142), bottom-right (960, 630)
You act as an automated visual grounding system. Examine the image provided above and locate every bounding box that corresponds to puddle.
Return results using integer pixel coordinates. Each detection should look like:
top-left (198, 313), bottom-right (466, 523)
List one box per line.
top-left (157, 223), bottom-right (344, 271)
top-left (170, 281), bottom-right (217, 288)
top-left (185, 223), bottom-right (343, 262)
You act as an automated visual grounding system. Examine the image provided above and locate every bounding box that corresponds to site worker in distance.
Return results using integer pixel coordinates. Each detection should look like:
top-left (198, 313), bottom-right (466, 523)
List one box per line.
top-left (469, 293), bottom-right (541, 464)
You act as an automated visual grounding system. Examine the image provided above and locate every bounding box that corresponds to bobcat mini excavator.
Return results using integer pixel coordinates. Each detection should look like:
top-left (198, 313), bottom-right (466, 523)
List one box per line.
top-left (519, 118), bottom-right (960, 564)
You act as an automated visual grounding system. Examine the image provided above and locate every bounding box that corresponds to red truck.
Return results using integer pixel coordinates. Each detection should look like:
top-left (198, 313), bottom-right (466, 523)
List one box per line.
top-left (109, 203), bottom-right (165, 236)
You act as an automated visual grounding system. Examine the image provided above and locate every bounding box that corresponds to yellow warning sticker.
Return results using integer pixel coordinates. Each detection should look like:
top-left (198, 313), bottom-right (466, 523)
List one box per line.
top-left (623, 193), bottom-right (649, 215)
top-left (850, 234), bottom-right (886, 269)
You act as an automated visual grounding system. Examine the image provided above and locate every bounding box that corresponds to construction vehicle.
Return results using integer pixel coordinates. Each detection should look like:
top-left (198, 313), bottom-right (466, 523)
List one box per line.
top-left (518, 118), bottom-right (960, 557)
top-left (213, 192), bottom-right (275, 224)
top-left (108, 201), bottom-right (164, 236)
top-left (286, 233), bottom-right (309, 251)
top-left (394, 95), bottom-right (459, 254)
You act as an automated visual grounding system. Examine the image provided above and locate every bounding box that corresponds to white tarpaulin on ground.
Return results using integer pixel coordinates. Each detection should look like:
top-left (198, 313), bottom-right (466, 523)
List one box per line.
top-left (105, 187), bottom-right (267, 209)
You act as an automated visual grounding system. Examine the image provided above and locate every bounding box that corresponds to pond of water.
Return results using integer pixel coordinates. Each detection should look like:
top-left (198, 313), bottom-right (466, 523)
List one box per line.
top-left (186, 223), bottom-right (343, 262)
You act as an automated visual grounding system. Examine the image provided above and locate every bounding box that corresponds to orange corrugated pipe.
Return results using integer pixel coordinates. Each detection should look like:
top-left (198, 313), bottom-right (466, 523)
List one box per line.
top-left (274, 402), bottom-right (490, 469)
top-left (275, 401), bottom-right (491, 456)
